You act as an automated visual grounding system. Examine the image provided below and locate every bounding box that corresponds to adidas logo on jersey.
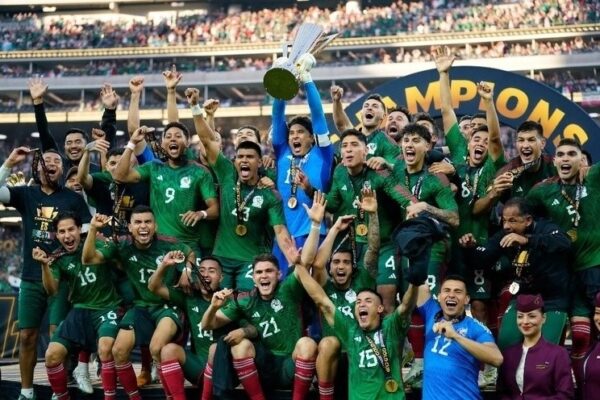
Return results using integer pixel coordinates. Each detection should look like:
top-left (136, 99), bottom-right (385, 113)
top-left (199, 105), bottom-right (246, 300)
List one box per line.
top-left (67, 263), bottom-right (75, 270)
top-left (477, 287), bottom-right (486, 293)
top-left (341, 185), bottom-right (347, 191)
top-left (354, 336), bottom-right (362, 343)
top-left (252, 312), bottom-right (260, 318)
top-left (516, 187), bottom-right (523, 193)
top-left (157, 175), bottom-right (163, 181)
top-left (129, 255), bottom-right (138, 262)
top-left (330, 293), bottom-right (337, 300)
top-left (388, 273), bottom-right (396, 279)
top-left (192, 306), bottom-right (199, 313)
top-left (552, 199), bottom-right (560, 206)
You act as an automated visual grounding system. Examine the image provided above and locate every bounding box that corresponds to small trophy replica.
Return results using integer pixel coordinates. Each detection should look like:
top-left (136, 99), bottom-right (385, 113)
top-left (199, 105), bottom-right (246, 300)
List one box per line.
top-left (263, 23), bottom-right (338, 100)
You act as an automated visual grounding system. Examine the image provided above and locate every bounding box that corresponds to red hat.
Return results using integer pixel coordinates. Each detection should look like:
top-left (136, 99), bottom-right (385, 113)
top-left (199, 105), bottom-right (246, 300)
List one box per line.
top-left (595, 292), bottom-right (600, 308)
top-left (516, 294), bottom-right (544, 313)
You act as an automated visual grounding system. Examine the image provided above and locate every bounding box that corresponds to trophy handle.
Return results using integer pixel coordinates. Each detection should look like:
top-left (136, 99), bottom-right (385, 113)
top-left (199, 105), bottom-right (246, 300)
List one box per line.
top-left (281, 42), bottom-right (293, 58)
top-left (310, 32), bottom-right (340, 55)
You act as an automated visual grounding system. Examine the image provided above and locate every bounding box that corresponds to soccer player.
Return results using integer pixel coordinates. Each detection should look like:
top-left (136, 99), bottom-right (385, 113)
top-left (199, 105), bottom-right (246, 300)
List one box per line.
top-left (331, 85), bottom-right (400, 168)
top-left (0, 146), bottom-right (91, 400)
top-left (28, 78), bottom-right (118, 174)
top-left (112, 124), bottom-right (218, 257)
top-left (417, 276), bottom-right (503, 400)
top-left (271, 53), bottom-right (334, 274)
top-left (306, 191), bottom-right (379, 400)
top-left (326, 129), bottom-right (413, 313)
top-left (458, 115), bottom-right (473, 140)
top-left (460, 197), bottom-right (572, 349)
top-left (82, 207), bottom-right (193, 400)
top-left (149, 256), bottom-right (249, 400)
top-left (33, 213), bottom-right (121, 400)
top-left (385, 106), bottom-right (412, 143)
top-left (526, 138), bottom-right (600, 382)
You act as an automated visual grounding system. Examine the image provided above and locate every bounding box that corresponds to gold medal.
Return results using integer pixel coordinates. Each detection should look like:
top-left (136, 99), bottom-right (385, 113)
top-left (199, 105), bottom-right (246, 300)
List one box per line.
top-left (173, 253), bottom-right (186, 263)
top-left (235, 224), bottom-right (247, 236)
top-left (287, 197), bottom-right (298, 209)
top-left (385, 379), bottom-right (399, 393)
top-left (508, 281), bottom-right (520, 295)
top-left (567, 229), bottom-right (578, 242)
top-left (355, 223), bottom-right (368, 236)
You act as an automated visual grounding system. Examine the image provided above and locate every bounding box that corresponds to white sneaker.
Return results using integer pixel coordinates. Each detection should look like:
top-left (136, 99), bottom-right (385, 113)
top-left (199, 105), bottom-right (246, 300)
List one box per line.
top-left (404, 358), bottom-right (424, 388)
top-left (73, 363), bottom-right (94, 394)
top-left (151, 362), bottom-right (159, 383)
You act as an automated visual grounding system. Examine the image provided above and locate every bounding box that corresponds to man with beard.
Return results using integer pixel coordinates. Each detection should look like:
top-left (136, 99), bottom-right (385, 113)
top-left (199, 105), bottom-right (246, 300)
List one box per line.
top-left (386, 106), bottom-right (412, 143)
top-left (33, 213), bottom-right (121, 400)
top-left (0, 147), bottom-right (91, 400)
top-left (527, 138), bottom-right (600, 384)
top-left (270, 54), bottom-right (334, 275)
top-left (149, 256), bottom-right (247, 400)
top-left (417, 276), bottom-right (503, 400)
top-left (112, 123), bottom-right (218, 258)
top-left (200, 192), bottom-right (325, 400)
top-left (332, 85), bottom-right (400, 169)
top-left (28, 78), bottom-right (118, 174)
top-left (393, 123), bottom-right (459, 388)
top-left (326, 129), bottom-right (413, 314)
top-left (460, 197), bottom-right (572, 349)
top-left (83, 206), bottom-right (192, 400)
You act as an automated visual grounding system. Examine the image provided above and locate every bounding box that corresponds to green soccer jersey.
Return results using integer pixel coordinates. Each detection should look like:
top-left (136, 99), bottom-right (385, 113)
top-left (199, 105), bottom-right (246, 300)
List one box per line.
top-left (168, 288), bottom-right (231, 358)
top-left (326, 164), bottom-right (411, 244)
top-left (51, 243), bottom-right (120, 310)
top-left (365, 129), bottom-right (401, 165)
top-left (99, 237), bottom-right (191, 307)
top-left (446, 122), bottom-right (468, 165)
top-left (333, 309), bottom-right (410, 400)
top-left (220, 273), bottom-right (304, 356)
top-left (454, 157), bottom-right (498, 241)
top-left (137, 160), bottom-right (217, 249)
top-left (498, 156), bottom-right (557, 197)
top-left (527, 164), bottom-right (600, 271)
top-left (211, 153), bottom-right (286, 262)
top-left (322, 268), bottom-right (376, 339)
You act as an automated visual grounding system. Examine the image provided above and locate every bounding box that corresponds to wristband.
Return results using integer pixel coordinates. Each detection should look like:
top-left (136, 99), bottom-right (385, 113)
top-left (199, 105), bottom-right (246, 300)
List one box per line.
top-left (200, 210), bottom-right (208, 219)
top-left (190, 104), bottom-right (202, 116)
top-left (311, 223), bottom-right (320, 230)
top-left (0, 164), bottom-right (11, 184)
top-left (126, 142), bottom-right (136, 151)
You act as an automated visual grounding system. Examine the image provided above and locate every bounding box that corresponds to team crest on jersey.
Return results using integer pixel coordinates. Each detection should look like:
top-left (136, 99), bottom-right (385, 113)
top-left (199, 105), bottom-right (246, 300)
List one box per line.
top-left (362, 181), bottom-right (372, 190)
top-left (252, 196), bottom-right (264, 208)
top-left (180, 176), bottom-right (191, 189)
top-left (271, 299), bottom-right (283, 312)
top-left (458, 327), bottom-right (468, 337)
top-left (367, 143), bottom-right (377, 155)
top-left (156, 255), bottom-right (165, 265)
top-left (345, 289), bottom-right (357, 303)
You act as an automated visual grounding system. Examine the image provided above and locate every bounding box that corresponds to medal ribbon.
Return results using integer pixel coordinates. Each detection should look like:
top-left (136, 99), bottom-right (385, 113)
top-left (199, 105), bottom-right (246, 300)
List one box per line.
top-left (364, 331), bottom-right (393, 381)
top-left (235, 180), bottom-right (257, 227)
top-left (512, 247), bottom-right (530, 283)
top-left (289, 155), bottom-right (307, 201)
top-left (464, 166), bottom-right (484, 205)
top-left (347, 167), bottom-right (368, 233)
top-left (32, 149), bottom-right (56, 189)
top-left (560, 183), bottom-right (582, 229)
top-left (404, 169), bottom-right (425, 199)
top-left (110, 183), bottom-right (128, 243)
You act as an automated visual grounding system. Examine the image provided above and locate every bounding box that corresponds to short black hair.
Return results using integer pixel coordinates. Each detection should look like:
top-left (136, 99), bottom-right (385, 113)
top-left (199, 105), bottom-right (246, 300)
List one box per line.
top-left (107, 148), bottom-right (125, 159)
top-left (365, 94), bottom-right (387, 114)
top-left (471, 113), bottom-right (487, 122)
top-left (516, 121), bottom-right (543, 138)
top-left (130, 204), bottom-right (154, 220)
top-left (43, 148), bottom-right (62, 157)
top-left (236, 140), bottom-right (263, 158)
top-left (357, 288), bottom-right (383, 304)
top-left (53, 211), bottom-right (82, 230)
top-left (164, 122), bottom-right (190, 138)
top-left (65, 128), bottom-right (89, 142)
top-left (340, 128), bottom-right (367, 145)
top-left (413, 112), bottom-right (435, 126)
top-left (388, 106), bottom-right (411, 121)
top-left (288, 116), bottom-right (313, 136)
top-left (471, 125), bottom-right (489, 135)
top-left (400, 123), bottom-right (432, 143)
top-left (65, 166), bottom-right (78, 180)
top-left (556, 138), bottom-right (582, 152)
top-left (441, 274), bottom-right (468, 289)
top-left (459, 115), bottom-right (473, 124)
top-left (582, 149), bottom-right (592, 165)
top-left (504, 197), bottom-right (534, 217)
top-left (237, 125), bottom-right (261, 143)
top-left (199, 256), bottom-right (223, 271)
top-left (252, 253), bottom-right (279, 270)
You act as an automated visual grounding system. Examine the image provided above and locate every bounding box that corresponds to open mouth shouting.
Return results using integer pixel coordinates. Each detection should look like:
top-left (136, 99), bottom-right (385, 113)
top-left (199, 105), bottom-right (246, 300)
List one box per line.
top-left (363, 112), bottom-right (375, 125)
top-left (444, 298), bottom-right (458, 314)
top-left (239, 164), bottom-right (251, 180)
top-left (167, 142), bottom-right (181, 158)
top-left (291, 139), bottom-right (303, 154)
top-left (404, 148), bottom-right (416, 163)
top-left (62, 237), bottom-right (77, 252)
top-left (137, 228), bottom-right (151, 243)
top-left (472, 146), bottom-right (486, 162)
top-left (520, 147), bottom-right (534, 162)
top-left (357, 307), bottom-right (369, 324)
top-left (333, 269), bottom-right (350, 285)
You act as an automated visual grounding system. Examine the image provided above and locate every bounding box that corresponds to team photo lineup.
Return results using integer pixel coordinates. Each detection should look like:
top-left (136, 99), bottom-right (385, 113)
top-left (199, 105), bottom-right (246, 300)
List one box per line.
top-left (0, 1), bottom-right (599, 400)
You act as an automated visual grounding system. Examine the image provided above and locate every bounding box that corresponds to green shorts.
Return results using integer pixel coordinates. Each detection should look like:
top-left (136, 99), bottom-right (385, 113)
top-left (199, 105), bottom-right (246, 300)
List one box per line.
top-left (182, 348), bottom-right (207, 386)
top-left (570, 267), bottom-right (600, 318)
top-left (253, 342), bottom-right (295, 389)
top-left (18, 280), bottom-right (48, 330)
top-left (497, 300), bottom-right (568, 350)
top-left (214, 255), bottom-right (254, 292)
top-left (48, 280), bottom-right (71, 326)
top-left (52, 307), bottom-right (121, 352)
top-left (119, 305), bottom-right (182, 346)
top-left (376, 241), bottom-right (399, 286)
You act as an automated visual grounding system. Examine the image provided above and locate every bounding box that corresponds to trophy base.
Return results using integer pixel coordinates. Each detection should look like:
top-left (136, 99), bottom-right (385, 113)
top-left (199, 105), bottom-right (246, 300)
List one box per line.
top-left (263, 68), bottom-right (299, 100)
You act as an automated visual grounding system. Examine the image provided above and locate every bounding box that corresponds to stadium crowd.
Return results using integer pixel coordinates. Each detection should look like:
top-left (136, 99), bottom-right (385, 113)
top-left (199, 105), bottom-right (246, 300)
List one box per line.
top-left (0, 0), bottom-right (598, 51)
top-left (1, 44), bottom-right (600, 400)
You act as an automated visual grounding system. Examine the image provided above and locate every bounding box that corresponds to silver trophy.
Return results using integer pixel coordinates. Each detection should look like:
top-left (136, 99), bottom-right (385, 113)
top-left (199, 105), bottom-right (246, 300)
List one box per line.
top-left (263, 23), bottom-right (338, 100)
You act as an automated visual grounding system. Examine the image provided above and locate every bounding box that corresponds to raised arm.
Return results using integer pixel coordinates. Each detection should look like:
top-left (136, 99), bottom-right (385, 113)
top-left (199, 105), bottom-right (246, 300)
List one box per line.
top-left (203, 97), bottom-right (218, 133)
top-left (99, 84), bottom-right (119, 148)
top-left (78, 139), bottom-right (110, 190)
top-left (330, 85), bottom-right (353, 133)
top-left (434, 46), bottom-right (458, 134)
top-left (273, 224), bottom-right (298, 266)
top-left (112, 127), bottom-right (146, 183)
top-left (299, 191), bottom-right (327, 268)
top-left (28, 77), bottom-right (59, 153)
top-left (360, 189), bottom-right (380, 279)
top-left (271, 98), bottom-right (288, 152)
top-left (82, 214), bottom-right (112, 264)
top-left (201, 288), bottom-right (235, 330)
top-left (311, 215), bottom-right (354, 286)
top-left (295, 263), bottom-right (336, 327)
top-left (148, 250), bottom-right (186, 300)
top-left (185, 89), bottom-right (220, 165)
top-left (32, 247), bottom-right (58, 296)
top-left (477, 81), bottom-right (503, 162)
top-left (163, 65), bottom-right (182, 123)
